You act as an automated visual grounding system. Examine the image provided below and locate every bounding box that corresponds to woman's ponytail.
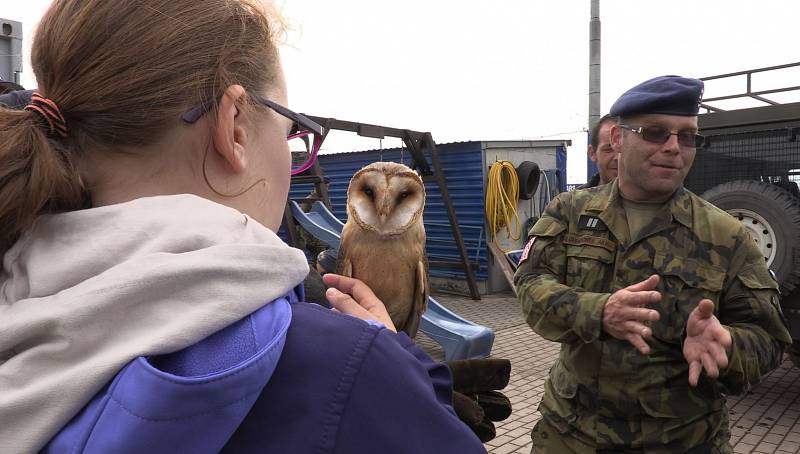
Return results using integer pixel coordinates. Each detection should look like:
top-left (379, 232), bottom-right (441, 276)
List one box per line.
top-left (0, 107), bottom-right (86, 251)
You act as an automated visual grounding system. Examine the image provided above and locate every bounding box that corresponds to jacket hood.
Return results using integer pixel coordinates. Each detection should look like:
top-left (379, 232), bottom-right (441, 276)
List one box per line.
top-left (0, 194), bottom-right (309, 453)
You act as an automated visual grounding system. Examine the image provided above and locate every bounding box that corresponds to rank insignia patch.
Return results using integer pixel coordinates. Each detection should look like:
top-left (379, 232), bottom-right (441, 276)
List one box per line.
top-left (578, 215), bottom-right (607, 232)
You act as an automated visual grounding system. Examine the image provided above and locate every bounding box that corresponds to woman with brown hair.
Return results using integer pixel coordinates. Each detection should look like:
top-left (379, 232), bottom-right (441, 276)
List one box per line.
top-left (0, 1), bottom-right (486, 453)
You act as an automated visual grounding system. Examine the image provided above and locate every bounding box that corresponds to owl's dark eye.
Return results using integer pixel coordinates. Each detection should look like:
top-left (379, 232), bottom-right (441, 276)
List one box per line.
top-left (398, 191), bottom-right (410, 200)
top-left (364, 188), bottom-right (374, 198)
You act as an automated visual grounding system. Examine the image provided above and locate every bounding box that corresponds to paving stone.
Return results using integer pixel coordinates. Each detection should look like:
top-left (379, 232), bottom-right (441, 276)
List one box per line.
top-left (762, 433), bottom-right (784, 445)
top-left (740, 434), bottom-right (764, 446)
top-left (754, 441), bottom-right (778, 453)
top-left (505, 427), bottom-right (530, 439)
top-left (513, 444), bottom-right (532, 454)
top-left (491, 443), bottom-right (521, 454)
top-left (510, 434), bottom-right (531, 446)
top-left (784, 431), bottom-right (800, 443)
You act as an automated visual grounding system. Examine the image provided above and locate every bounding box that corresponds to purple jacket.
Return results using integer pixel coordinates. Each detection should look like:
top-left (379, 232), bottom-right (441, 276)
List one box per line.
top-left (45, 290), bottom-right (485, 453)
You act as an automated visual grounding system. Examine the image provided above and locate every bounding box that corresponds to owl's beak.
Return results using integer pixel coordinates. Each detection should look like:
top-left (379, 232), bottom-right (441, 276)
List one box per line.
top-left (378, 197), bottom-right (391, 221)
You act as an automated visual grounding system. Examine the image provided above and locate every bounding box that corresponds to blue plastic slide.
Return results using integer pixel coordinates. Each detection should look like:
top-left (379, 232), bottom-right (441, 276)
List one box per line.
top-left (290, 201), bottom-right (343, 250)
top-left (418, 300), bottom-right (495, 361)
top-left (289, 200), bottom-right (495, 360)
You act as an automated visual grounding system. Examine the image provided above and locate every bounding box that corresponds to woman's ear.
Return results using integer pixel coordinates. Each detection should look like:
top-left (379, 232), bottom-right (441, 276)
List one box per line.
top-left (212, 85), bottom-right (248, 173)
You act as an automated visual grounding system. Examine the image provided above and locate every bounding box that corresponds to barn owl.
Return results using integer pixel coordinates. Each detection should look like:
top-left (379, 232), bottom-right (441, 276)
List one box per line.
top-left (337, 162), bottom-right (429, 338)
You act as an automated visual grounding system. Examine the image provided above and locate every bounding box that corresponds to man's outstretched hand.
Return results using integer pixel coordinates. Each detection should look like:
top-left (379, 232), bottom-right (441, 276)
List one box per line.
top-left (603, 275), bottom-right (662, 354)
top-left (683, 299), bottom-right (732, 386)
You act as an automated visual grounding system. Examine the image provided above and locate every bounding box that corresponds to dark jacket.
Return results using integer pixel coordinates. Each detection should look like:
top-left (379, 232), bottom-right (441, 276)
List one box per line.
top-left (576, 173), bottom-right (601, 190)
top-left (46, 290), bottom-right (485, 454)
top-left (225, 301), bottom-right (485, 453)
top-left (0, 89), bottom-right (32, 108)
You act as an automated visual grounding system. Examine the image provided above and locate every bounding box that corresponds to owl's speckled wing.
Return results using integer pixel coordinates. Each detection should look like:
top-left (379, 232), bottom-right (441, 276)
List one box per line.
top-left (335, 223), bottom-right (354, 278)
top-left (404, 255), bottom-right (429, 339)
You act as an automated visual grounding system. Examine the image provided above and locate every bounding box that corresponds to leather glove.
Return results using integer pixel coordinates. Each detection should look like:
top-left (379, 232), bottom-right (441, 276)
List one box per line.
top-left (302, 268), bottom-right (332, 309)
top-left (446, 359), bottom-right (512, 443)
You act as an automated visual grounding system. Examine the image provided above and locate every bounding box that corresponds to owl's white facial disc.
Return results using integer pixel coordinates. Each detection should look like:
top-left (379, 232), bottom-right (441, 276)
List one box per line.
top-left (349, 169), bottom-right (424, 235)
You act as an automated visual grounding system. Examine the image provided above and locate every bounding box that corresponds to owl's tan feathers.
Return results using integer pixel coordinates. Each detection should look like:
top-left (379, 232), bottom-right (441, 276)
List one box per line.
top-left (336, 162), bottom-right (429, 337)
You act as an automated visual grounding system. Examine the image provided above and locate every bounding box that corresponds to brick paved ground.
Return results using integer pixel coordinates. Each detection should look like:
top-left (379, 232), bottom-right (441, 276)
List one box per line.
top-left (422, 291), bottom-right (800, 454)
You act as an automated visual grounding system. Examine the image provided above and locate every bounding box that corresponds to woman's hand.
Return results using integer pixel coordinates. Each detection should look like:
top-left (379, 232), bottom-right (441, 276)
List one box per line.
top-left (322, 274), bottom-right (397, 332)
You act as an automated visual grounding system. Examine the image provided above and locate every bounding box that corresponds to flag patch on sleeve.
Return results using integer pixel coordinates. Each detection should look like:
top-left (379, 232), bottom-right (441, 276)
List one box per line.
top-left (519, 237), bottom-right (536, 264)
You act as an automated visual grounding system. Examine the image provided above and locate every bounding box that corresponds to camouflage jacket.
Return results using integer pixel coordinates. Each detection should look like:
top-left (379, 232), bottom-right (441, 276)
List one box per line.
top-left (576, 173), bottom-right (602, 190)
top-left (514, 180), bottom-right (791, 452)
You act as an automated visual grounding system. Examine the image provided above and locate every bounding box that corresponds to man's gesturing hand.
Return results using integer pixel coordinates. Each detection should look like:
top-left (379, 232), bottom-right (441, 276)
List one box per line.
top-left (683, 299), bottom-right (732, 386)
top-left (603, 274), bottom-right (662, 354)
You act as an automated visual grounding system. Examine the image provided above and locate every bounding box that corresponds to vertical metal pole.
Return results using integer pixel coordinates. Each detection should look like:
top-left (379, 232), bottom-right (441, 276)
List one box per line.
top-left (311, 159), bottom-right (332, 209)
top-left (12, 26), bottom-right (22, 85)
top-left (589, 0), bottom-right (601, 131)
top-left (425, 133), bottom-right (481, 300)
top-left (281, 202), bottom-right (301, 248)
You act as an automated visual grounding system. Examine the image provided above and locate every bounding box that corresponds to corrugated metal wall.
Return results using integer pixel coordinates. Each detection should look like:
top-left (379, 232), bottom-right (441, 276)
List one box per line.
top-left (556, 145), bottom-right (568, 193)
top-left (288, 141), bottom-right (488, 280)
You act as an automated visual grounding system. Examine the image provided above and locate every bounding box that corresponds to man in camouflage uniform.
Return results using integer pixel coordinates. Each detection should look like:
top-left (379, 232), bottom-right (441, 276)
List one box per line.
top-left (514, 75), bottom-right (792, 453)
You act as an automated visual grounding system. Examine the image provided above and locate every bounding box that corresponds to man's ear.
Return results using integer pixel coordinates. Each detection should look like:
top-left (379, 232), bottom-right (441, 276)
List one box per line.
top-left (587, 145), bottom-right (598, 163)
top-left (212, 85), bottom-right (248, 173)
top-left (610, 124), bottom-right (622, 153)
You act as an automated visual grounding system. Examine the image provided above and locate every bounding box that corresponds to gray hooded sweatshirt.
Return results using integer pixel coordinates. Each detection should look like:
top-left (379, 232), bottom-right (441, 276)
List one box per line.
top-left (0, 195), bottom-right (309, 453)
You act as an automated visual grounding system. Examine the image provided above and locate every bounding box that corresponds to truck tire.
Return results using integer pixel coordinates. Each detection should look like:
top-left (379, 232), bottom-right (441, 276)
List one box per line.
top-left (701, 180), bottom-right (800, 295)
top-left (515, 161), bottom-right (540, 200)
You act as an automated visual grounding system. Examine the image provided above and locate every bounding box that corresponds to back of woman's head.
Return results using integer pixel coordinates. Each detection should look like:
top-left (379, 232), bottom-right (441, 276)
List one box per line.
top-left (0, 0), bottom-right (283, 252)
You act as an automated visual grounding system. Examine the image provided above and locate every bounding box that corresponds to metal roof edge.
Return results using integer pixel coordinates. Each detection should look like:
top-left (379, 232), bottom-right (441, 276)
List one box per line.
top-left (319, 140), bottom-right (481, 156)
top-left (481, 140), bottom-right (572, 149)
top-left (699, 101), bottom-right (800, 131)
top-left (318, 139), bottom-right (574, 156)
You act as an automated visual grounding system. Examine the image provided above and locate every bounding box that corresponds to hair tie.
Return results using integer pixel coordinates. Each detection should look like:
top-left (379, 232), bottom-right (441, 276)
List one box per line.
top-left (24, 92), bottom-right (68, 139)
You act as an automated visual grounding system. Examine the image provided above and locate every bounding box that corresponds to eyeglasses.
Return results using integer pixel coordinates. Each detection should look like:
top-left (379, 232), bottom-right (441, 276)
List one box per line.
top-left (182, 94), bottom-right (325, 175)
top-left (619, 124), bottom-right (705, 148)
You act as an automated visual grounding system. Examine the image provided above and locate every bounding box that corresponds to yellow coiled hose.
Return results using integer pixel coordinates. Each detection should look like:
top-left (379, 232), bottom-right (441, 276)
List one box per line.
top-left (485, 160), bottom-right (521, 250)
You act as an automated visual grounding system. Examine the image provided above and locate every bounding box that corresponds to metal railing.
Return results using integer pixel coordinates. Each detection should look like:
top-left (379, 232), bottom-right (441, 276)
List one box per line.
top-left (700, 62), bottom-right (800, 113)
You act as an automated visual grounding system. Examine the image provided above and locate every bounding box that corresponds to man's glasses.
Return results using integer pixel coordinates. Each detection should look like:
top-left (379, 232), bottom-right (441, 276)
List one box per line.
top-left (619, 124), bottom-right (705, 148)
top-left (182, 94), bottom-right (325, 175)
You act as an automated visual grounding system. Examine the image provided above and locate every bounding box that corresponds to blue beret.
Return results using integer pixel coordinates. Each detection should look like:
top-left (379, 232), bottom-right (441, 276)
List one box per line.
top-left (610, 75), bottom-right (704, 117)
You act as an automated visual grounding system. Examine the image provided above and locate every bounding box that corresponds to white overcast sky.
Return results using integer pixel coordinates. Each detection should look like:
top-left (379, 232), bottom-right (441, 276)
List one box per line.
top-left (4, 1), bottom-right (800, 183)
